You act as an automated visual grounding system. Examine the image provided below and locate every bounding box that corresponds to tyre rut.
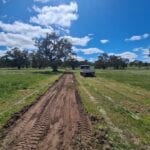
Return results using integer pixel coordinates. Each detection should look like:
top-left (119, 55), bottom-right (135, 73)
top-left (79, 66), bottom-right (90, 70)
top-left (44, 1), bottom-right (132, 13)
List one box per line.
top-left (0, 73), bottom-right (92, 150)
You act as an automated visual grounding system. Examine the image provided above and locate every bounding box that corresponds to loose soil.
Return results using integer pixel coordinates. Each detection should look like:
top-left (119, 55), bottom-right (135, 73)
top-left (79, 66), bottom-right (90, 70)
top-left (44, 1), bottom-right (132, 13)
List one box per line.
top-left (0, 73), bottom-right (92, 150)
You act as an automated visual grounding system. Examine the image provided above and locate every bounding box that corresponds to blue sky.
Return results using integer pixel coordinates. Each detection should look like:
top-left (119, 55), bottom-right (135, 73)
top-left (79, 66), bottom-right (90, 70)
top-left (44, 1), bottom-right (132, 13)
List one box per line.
top-left (0, 0), bottom-right (150, 62)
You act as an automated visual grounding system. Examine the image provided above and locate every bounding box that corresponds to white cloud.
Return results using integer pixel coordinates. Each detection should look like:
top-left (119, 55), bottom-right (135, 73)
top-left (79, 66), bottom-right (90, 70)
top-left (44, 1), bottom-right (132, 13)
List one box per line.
top-left (0, 21), bottom-right (53, 38)
top-left (125, 33), bottom-right (149, 41)
top-left (133, 47), bottom-right (150, 56)
top-left (74, 56), bottom-right (85, 61)
top-left (108, 52), bottom-right (115, 56)
top-left (89, 57), bottom-right (97, 62)
top-left (116, 52), bottom-right (137, 61)
top-left (142, 49), bottom-right (149, 55)
top-left (0, 32), bottom-right (36, 49)
top-left (0, 21), bottom-right (55, 49)
top-left (143, 33), bottom-right (149, 39)
top-left (141, 48), bottom-right (150, 62)
top-left (72, 46), bottom-right (80, 52)
top-left (30, 2), bottom-right (78, 28)
top-left (57, 26), bottom-right (70, 34)
top-left (34, 0), bottom-right (50, 3)
top-left (64, 36), bottom-right (91, 46)
top-left (126, 35), bottom-right (142, 41)
top-left (77, 47), bottom-right (104, 55)
top-left (133, 47), bottom-right (144, 52)
top-left (143, 58), bottom-right (150, 63)
top-left (0, 21), bottom-right (90, 50)
top-left (108, 51), bottom-right (137, 61)
top-left (71, 54), bottom-right (85, 61)
top-left (132, 47), bottom-right (150, 62)
top-left (100, 39), bottom-right (109, 44)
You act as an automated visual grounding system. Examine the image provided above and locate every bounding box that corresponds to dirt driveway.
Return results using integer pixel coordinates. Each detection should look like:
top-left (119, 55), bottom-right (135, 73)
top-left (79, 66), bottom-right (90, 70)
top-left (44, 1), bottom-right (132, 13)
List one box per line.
top-left (0, 73), bottom-right (92, 150)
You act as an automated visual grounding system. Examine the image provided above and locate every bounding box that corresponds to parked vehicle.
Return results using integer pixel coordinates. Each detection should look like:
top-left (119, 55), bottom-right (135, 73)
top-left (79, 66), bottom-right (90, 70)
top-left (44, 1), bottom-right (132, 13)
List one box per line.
top-left (80, 65), bottom-right (95, 77)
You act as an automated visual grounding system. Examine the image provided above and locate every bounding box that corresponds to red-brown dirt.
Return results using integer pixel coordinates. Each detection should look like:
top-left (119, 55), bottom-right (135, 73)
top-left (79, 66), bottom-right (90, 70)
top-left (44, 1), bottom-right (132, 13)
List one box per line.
top-left (0, 73), bottom-right (92, 150)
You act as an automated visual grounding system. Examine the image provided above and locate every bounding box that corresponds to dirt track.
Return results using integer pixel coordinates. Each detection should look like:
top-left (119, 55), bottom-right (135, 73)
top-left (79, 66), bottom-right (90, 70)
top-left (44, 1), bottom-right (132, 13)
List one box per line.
top-left (0, 73), bottom-right (92, 150)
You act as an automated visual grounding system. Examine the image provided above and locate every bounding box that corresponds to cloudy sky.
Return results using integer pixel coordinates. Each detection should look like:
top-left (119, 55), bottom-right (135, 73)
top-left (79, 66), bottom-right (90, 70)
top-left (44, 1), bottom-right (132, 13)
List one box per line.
top-left (0, 0), bottom-right (150, 62)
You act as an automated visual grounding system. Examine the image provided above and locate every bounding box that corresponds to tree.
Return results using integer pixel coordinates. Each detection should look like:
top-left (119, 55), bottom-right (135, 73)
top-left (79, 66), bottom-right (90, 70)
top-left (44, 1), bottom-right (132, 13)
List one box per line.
top-left (35, 33), bottom-right (74, 72)
top-left (109, 55), bottom-right (128, 69)
top-left (64, 58), bottom-right (79, 70)
top-left (6, 47), bottom-right (26, 69)
top-left (22, 50), bottom-right (30, 68)
top-left (95, 53), bottom-right (129, 70)
top-left (130, 60), bottom-right (142, 68)
top-left (95, 53), bottom-right (109, 69)
top-left (0, 55), bottom-right (11, 68)
top-left (30, 50), bottom-right (49, 69)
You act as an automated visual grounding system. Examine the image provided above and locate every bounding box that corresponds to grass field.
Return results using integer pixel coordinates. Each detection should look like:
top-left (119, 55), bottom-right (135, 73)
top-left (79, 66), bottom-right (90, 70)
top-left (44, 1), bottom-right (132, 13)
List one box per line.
top-left (0, 68), bottom-right (150, 149)
top-left (0, 68), bottom-right (62, 128)
top-left (75, 70), bottom-right (150, 149)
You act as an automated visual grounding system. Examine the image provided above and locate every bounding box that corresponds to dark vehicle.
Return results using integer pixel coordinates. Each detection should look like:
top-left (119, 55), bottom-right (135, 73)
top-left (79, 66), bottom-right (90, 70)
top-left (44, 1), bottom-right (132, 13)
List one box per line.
top-left (80, 65), bottom-right (95, 77)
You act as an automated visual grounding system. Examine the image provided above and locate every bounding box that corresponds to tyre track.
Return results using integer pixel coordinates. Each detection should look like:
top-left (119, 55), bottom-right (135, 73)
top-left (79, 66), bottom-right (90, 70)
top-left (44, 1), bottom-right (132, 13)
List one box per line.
top-left (0, 73), bottom-right (92, 150)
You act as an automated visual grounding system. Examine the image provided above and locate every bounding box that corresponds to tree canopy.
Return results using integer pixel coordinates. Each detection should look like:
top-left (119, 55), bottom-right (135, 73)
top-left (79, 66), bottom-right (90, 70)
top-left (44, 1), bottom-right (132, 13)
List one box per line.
top-left (35, 33), bottom-right (74, 71)
top-left (95, 53), bottom-right (129, 69)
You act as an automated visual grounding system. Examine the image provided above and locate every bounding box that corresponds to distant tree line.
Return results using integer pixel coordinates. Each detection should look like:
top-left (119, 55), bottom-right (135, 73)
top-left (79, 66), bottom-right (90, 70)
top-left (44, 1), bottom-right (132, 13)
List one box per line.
top-left (0, 32), bottom-right (150, 70)
top-left (129, 60), bottom-right (150, 68)
top-left (0, 33), bottom-right (76, 71)
top-left (95, 53), bottom-right (129, 69)
top-left (0, 33), bottom-right (93, 71)
top-left (95, 53), bottom-right (150, 69)
top-left (0, 48), bottom-right (31, 70)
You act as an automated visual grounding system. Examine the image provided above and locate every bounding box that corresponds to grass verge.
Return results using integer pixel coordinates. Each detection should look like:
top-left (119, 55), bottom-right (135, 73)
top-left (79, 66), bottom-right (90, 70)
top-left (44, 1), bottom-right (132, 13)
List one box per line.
top-left (0, 68), bottom-right (62, 128)
top-left (75, 69), bottom-right (150, 149)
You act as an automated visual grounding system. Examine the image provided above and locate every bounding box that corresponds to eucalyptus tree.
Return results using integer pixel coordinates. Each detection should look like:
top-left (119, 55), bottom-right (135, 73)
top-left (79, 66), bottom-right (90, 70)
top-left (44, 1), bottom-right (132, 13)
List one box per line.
top-left (35, 33), bottom-right (74, 71)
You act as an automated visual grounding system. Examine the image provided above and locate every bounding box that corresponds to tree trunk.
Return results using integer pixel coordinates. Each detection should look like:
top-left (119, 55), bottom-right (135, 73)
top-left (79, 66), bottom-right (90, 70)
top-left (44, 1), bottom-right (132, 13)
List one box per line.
top-left (52, 65), bottom-right (58, 72)
top-left (51, 61), bottom-right (58, 72)
top-left (18, 66), bottom-right (21, 70)
top-left (71, 66), bottom-right (75, 70)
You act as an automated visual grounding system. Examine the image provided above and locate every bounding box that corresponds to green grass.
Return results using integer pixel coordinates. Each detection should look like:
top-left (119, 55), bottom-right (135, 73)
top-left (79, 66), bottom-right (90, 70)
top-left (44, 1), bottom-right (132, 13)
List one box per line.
top-left (97, 70), bottom-right (150, 90)
top-left (0, 68), bottom-right (62, 128)
top-left (75, 69), bottom-right (150, 149)
top-left (0, 68), bottom-right (149, 149)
